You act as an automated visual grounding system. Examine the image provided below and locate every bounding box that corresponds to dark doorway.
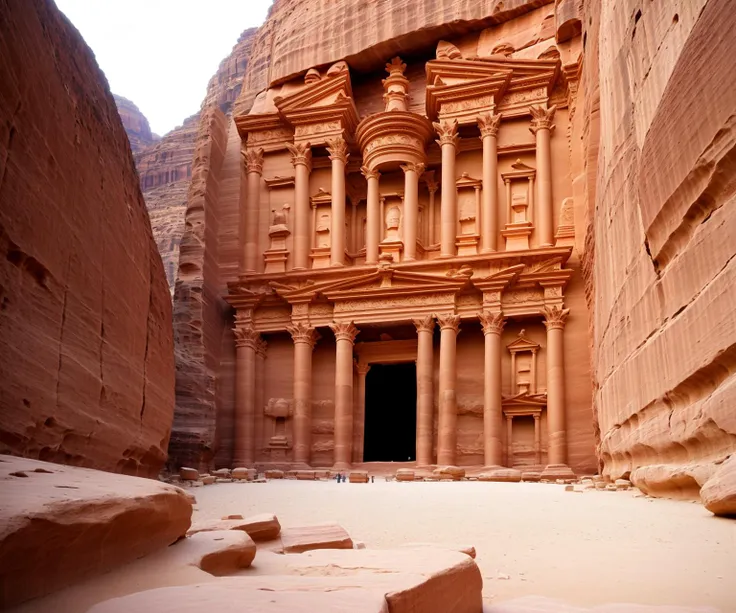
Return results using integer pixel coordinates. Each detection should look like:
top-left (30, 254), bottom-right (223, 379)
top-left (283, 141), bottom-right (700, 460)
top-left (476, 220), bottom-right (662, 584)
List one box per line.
top-left (363, 362), bottom-right (417, 462)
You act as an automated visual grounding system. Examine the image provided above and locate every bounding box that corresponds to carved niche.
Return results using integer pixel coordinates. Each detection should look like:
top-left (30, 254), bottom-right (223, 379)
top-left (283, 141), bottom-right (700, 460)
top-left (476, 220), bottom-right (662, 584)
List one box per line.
top-left (501, 160), bottom-right (536, 251)
top-left (455, 173), bottom-right (482, 255)
top-left (264, 398), bottom-right (294, 461)
top-left (310, 188), bottom-right (332, 269)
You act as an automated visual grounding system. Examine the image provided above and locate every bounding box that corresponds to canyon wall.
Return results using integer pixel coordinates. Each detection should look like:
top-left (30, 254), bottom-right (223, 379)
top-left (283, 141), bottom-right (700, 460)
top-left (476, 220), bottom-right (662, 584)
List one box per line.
top-left (114, 94), bottom-right (159, 152)
top-left (0, 0), bottom-right (175, 477)
top-left (588, 0), bottom-right (736, 495)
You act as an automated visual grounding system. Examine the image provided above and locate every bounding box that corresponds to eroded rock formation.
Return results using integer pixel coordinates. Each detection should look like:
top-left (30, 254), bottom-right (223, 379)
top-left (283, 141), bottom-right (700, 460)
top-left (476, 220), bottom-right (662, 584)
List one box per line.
top-left (114, 94), bottom-right (160, 152)
top-left (0, 0), bottom-right (174, 477)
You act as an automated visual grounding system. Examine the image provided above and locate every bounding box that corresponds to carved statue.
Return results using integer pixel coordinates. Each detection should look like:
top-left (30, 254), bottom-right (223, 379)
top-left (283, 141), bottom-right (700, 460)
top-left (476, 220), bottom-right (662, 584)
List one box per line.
top-left (269, 204), bottom-right (289, 235)
top-left (385, 206), bottom-right (401, 241)
top-left (316, 212), bottom-right (331, 248)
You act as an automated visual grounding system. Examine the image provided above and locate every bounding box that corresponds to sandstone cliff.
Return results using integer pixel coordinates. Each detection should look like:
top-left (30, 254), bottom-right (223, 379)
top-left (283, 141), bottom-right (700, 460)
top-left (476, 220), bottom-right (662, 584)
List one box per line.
top-left (113, 94), bottom-right (160, 153)
top-left (585, 0), bottom-right (736, 496)
top-left (0, 0), bottom-right (175, 477)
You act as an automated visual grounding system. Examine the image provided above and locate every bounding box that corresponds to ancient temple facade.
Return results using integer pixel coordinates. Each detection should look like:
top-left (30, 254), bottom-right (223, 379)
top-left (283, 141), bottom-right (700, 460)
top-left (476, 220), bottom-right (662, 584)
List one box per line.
top-left (228, 29), bottom-right (596, 475)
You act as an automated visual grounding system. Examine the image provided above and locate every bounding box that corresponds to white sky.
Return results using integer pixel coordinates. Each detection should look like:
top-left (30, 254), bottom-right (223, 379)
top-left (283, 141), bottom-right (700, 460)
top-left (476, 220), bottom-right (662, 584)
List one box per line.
top-left (55, 0), bottom-right (273, 135)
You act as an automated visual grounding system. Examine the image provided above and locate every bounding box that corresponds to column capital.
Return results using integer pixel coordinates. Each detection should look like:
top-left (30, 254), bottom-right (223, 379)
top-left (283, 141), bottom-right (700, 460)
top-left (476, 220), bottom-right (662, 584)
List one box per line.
top-left (255, 337), bottom-right (268, 358)
top-left (330, 321), bottom-right (359, 343)
top-left (529, 105), bottom-right (557, 135)
top-left (400, 162), bottom-right (426, 175)
top-left (433, 119), bottom-right (459, 148)
top-left (234, 325), bottom-right (259, 349)
top-left (287, 322), bottom-right (320, 348)
top-left (361, 165), bottom-right (380, 181)
top-left (477, 112), bottom-right (502, 138)
top-left (241, 147), bottom-right (264, 174)
top-left (356, 361), bottom-right (371, 376)
top-left (326, 137), bottom-right (350, 165)
top-left (413, 315), bottom-right (436, 333)
top-left (286, 141), bottom-right (312, 171)
top-left (435, 313), bottom-right (461, 333)
top-left (478, 311), bottom-right (505, 335)
top-left (542, 305), bottom-right (570, 330)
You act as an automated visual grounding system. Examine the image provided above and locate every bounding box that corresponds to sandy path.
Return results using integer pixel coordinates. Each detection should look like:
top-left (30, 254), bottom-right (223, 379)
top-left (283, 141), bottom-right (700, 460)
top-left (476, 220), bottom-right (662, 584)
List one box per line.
top-left (193, 480), bottom-right (735, 611)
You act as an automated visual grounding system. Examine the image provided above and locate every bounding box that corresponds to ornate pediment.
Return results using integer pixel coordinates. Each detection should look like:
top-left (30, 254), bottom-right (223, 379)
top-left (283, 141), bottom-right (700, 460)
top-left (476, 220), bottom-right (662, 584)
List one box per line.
top-left (506, 329), bottom-right (541, 353)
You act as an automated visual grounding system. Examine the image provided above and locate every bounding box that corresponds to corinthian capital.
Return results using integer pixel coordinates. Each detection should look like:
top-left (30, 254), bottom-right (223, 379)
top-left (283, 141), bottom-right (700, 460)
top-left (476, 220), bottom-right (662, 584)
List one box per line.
top-left (542, 305), bottom-right (570, 330)
top-left (287, 322), bottom-right (320, 348)
top-left (477, 112), bottom-right (502, 138)
top-left (234, 324), bottom-right (260, 349)
top-left (360, 165), bottom-right (380, 181)
top-left (285, 142), bottom-right (312, 171)
top-left (326, 137), bottom-right (350, 165)
top-left (329, 321), bottom-right (359, 343)
top-left (400, 162), bottom-right (426, 175)
top-left (435, 313), bottom-right (461, 333)
top-left (255, 337), bottom-right (268, 358)
top-left (241, 147), bottom-right (264, 174)
top-left (529, 105), bottom-right (557, 135)
top-left (413, 315), bottom-right (435, 334)
top-left (433, 119), bottom-right (459, 148)
top-left (478, 311), bottom-right (506, 335)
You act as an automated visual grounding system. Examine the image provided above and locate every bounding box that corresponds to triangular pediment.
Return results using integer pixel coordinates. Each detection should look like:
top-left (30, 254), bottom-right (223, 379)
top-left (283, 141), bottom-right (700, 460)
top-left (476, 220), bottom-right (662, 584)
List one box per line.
top-left (506, 330), bottom-right (541, 353)
top-left (275, 71), bottom-right (355, 114)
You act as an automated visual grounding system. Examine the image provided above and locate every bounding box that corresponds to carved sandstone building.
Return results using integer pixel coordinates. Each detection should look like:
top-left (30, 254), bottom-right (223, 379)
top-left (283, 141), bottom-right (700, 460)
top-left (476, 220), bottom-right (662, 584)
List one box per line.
top-left (225, 8), bottom-right (596, 476)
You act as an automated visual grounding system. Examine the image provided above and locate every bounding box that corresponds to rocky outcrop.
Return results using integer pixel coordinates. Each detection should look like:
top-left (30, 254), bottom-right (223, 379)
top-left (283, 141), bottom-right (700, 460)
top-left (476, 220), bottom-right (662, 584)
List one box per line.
top-left (586, 0), bottom-right (736, 497)
top-left (0, 0), bottom-right (175, 476)
top-left (700, 455), bottom-right (736, 517)
top-left (113, 94), bottom-right (159, 152)
top-left (0, 455), bottom-right (192, 608)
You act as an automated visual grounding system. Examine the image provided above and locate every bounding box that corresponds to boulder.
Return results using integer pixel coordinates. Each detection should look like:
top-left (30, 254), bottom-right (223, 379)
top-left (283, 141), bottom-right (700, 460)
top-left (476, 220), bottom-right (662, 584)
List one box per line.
top-left (231, 467), bottom-right (256, 481)
top-left (541, 464), bottom-right (577, 481)
top-left (700, 455), bottom-right (736, 517)
top-left (296, 470), bottom-right (316, 480)
top-left (185, 530), bottom-right (256, 575)
top-left (280, 523), bottom-right (353, 553)
top-left (188, 513), bottom-right (281, 542)
top-left (478, 468), bottom-right (522, 483)
top-left (201, 475), bottom-right (216, 485)
top-left (349, 471), bottom-right (369, 483)
top-left (265, 469), bottom-right (285, 479)
top-left (432, 466), bottom-right (465, 480)
top-left (401, 542), bottom-right (476, 559)
top-left (396, 469), bottom-right (415, 482)
top-left (179, 467), bottom-right (199, 481)
top-left (211, 468), bottom-right (231, 479)
top-left (615, 479), bottom-right (631, 490)
top-left (0, 456), bottom-right (192, 608)
top-left (521, 471), bottom-right (542, 482)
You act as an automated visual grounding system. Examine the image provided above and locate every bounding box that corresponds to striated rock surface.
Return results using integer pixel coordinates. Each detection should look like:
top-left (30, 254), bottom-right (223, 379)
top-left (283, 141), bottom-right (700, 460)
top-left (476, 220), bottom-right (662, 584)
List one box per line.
top-left (587, 0), bottom-right (736, 497)
top-left (0, 0), bottom-right (174, 476)
top-left (113, 94), bottom-right (159, 152)
top-left (700, 455), bottom-right (736, 517)
top-left (0, 455), bottom-right (192, 608)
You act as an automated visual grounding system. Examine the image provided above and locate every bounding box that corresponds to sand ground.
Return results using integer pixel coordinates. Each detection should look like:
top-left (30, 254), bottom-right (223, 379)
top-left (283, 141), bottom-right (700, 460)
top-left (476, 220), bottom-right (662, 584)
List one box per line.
top-left (193, 480), bottom-right (736, 611)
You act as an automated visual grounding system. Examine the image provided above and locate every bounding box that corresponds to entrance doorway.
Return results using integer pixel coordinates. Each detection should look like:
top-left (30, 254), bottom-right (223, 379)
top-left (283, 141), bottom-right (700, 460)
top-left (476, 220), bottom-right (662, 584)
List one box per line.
top-left (363, 362), bottom-right (417, 462)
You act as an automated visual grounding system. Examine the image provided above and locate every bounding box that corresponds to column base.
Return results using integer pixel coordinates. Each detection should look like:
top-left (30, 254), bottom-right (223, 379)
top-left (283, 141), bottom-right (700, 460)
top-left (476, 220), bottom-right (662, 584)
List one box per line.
top-left (541, 463), bottom-right (576, 481)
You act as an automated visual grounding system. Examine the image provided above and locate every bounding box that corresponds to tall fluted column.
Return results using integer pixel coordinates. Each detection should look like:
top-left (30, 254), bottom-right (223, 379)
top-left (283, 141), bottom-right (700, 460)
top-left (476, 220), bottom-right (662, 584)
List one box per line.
top-left (479, 311), bottom-right (505, 467)
top-left (477, 113), bottom-right (501, 252)
top-left (543, 305), bottom-right (570, 466)
top-left (286, 142), bottom-right (312, 269)
top-left (530, 106), bottom-right (556, 246)
top-left (326, 138), bottom-right (349, 266)
top-left (436, 313), bottom-right (460, 465)
top-left (413, 316), bottom-right (435, 467)
top-left (353, 363), bottom-right (370, 463)
top-left (287, 323), bottom-right (319, 467)
top-left (401, 163), bottom-right (425, 261)
top-left (254, 338), bottom-right (267, 462)
top-left (234, 324), bottom-right (259, 466)
top-left (330, 321), bottom-right (359, 469)
top-left (427, 178), bottom-right (438, 244)
top-left (433, 120), bottom-right (459, 257)
top-left (242, 148), bottom-right (264, 273)
top-left (362, 166), bottom-right (380, 264)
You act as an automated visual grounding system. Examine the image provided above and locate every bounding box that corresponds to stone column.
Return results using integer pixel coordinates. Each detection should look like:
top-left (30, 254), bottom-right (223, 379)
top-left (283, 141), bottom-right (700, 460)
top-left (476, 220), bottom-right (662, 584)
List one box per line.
top-left (506, 416), bottom-right (513, 467)
top-left (479, 311), bottom-right (505, 468)
top-left (543, 305), bottom-right (570, 466)
top-left (530, 105), bottom-right (556, 246)
top-left (287, 323), bottom-right (319, 467)
top-left (254, 338), bottom-right (268, 462)
top-left (427, 179), bottom-right (438, 244)
top-left (353, 362), bottom-right (371, 463)
top-left (401, 163), bottom-right (425, 261)
top-left (433, 120), bottom-right (459, 257)
top-left (534, 414), bottom-right (542, 465)
top-left (326, 138), bottom-right (349, 266)
top-left (362, 166), bottom-right (380, 265)
top-left (286, 142), bottom-right (312, 270)
top-left (436, 313), bottom-right (460, 466)
top-left (330, 321), bottom-right (359, 469)
top-left (477, 113), bottom-right (501, 253)
top-left (241, 148), bottom-right (264, 273)
top-left (413, 315), bottom-right (435, 467)
top-left (233, 324), bottom-right (259, 466)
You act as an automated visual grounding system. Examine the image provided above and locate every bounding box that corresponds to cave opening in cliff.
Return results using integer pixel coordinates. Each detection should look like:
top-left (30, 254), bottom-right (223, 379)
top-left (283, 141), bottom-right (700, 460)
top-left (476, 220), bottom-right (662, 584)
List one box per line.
top-left (363, 362), bottom-right (417, 462)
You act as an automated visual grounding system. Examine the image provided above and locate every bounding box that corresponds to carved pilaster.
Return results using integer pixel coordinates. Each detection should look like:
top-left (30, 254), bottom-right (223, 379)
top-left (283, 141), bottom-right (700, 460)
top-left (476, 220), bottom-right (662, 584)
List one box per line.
top-left (286, 142), bottom-right (312, 171)
top-left (413, 315), bottom-right (436, 334)
top-left (477, 113), bottom-right (502, 138)
top-left (478, 311), bottom-right (506, 336)
top-left (242, 147), bottom-right (264, 174)
top-left (435, 313), bottom-right (461, 333)
top-left (329, 321), bottom-right (359, 343)
top-left (433, 119), bottom-right (459, 148)
top-left (542, 305), bottom-right (570, 330)
top-left (234, 325), bottom-right (259, 350)
top-left (287, 322), bottom-right (320, 349)
top-left (326, 137), bottom-right (350, 165)
top-left (529, 105), bottom-right (557, 135)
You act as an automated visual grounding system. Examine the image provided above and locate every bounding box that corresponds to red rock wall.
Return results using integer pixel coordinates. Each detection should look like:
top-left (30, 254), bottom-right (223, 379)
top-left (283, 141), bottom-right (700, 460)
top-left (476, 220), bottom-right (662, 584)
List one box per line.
top-left (113, 94), bottom-right (160, 153)
top-left (0, 0), bottom-right (175, 477)
top-left (586, 0), bottom-right (736, 495)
